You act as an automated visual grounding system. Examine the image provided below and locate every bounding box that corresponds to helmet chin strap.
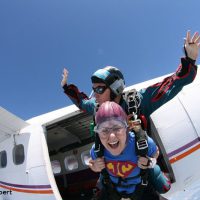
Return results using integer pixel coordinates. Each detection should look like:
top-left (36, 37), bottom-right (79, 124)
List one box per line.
top-left (110, 91), bottom-right (116, 101)
top-left (110, 92), bottom-right (122, 105)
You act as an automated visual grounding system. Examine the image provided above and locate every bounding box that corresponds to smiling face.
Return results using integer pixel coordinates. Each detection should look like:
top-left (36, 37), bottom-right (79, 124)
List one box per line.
top-left (96, 119), bottom-right (127, 156)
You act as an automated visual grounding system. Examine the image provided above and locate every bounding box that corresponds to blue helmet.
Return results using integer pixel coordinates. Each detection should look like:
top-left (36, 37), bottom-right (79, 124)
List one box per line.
top-left (91, 66), bottom-right (125, 96)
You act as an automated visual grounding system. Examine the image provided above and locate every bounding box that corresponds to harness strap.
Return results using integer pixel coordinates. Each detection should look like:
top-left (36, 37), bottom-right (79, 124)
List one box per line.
top-left (93, 103), bottom-right (114, 198)
top-left (122, 90), bottom-right (148, 154)
top-left (94, 132), bottom-right (104, 157)
top-left (140, 169), bottom-right (148, 186)
top-left (112, 182), bottom-right (137, 188)
top-left (134, 128), bottom-right (148, 156)
top-left (102, 181), bottom-right (145, 200)
top-left (94, 103), bottom-right (105, 157)
top-left (111, 174), bottom-right (141, 188)
top-left (123, 89), bottom-right (149, 190)
top-left (108, 174), bottom-right (141, 184)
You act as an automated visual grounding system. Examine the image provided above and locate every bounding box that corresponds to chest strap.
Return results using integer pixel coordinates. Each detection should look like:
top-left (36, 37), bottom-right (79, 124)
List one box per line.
top-left (111, 174), bottom-right (141, 188)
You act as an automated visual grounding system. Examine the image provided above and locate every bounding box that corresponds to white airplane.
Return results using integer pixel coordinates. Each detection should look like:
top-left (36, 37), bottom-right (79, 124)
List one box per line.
top-left (0, 67), bottom-right (200, 200)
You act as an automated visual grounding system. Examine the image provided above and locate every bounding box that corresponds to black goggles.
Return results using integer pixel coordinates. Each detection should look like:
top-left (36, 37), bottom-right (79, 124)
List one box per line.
top-left (92, 86), bottom-right (108, 94)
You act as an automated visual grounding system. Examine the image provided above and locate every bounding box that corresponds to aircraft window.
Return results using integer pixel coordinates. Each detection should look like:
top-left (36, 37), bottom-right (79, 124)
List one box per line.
top-left (0, 150), bottom-right (7, 168)
top-left (13, 144), bottom-right (25, 165)
top-left (81, 150), bottom-right (91, 166)
top-left (51, 160), bottom-right (61, 174)
top-left (64, 155), bottom-right (78, 171)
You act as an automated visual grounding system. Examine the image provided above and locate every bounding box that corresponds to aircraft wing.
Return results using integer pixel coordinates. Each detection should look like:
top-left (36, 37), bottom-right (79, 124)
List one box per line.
top-left (0, 107), bottom-right (29, 142)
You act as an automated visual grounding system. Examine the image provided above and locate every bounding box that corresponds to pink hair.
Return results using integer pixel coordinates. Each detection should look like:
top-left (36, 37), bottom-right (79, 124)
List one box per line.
top-left (95, 101), bottom-right (127, 125)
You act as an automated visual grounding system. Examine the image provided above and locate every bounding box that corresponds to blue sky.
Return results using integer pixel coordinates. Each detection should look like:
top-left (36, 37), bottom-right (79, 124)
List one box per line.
top-left (1, 0), bottom-right (200, 120)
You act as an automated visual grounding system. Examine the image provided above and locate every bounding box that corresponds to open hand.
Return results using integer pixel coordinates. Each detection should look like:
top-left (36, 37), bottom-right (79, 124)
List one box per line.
top-left (184, 30), bottom-right (200, 61)
top-left (61, 68), bottom-right (69, 87)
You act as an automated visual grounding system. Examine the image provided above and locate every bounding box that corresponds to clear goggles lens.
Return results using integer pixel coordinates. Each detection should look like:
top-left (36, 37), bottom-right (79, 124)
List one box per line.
top-left (94, 120), bottom-right (127, 138)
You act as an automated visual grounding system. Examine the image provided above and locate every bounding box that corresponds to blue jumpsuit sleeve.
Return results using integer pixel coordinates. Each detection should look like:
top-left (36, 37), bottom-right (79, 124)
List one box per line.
top-left (140, 57), bottom-right (197, 118)
top-left (147, 136), bottom-right (157, 157)
top-left (63, 84), bottom-right (96, 114)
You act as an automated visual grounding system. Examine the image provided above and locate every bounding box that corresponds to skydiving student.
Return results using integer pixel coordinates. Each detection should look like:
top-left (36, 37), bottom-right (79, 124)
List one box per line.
top-left (61, 30), bottom-right (200, 195)
top-left (89, 101), bottom-right (161, 200)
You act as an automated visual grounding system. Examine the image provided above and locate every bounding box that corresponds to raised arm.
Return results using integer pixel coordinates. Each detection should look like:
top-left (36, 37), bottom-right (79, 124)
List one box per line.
top-left (61, 68), bottom-right (95, 114)
top-left (140, 30), bottom-right (200, 119)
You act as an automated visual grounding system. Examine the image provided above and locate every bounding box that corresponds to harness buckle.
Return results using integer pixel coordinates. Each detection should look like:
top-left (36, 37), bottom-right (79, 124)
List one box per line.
top-left (136, 139), bottom-right (148, 150)
top-left (141, 179), bottom-right (148, 186)
top-left (123, 89), bottom-right (141, 120)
